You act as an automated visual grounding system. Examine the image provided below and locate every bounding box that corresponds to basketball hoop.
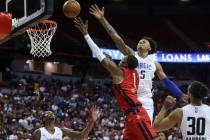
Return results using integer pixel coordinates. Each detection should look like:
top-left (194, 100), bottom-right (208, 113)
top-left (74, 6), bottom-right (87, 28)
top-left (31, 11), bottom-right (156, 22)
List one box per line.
top-left (27, 20), bottom-right (57, 57)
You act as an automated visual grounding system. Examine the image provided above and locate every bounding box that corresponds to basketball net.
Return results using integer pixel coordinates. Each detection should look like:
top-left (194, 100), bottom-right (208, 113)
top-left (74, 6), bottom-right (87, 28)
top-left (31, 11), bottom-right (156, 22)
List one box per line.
top-left (27, 20), bottom-right (57, 57)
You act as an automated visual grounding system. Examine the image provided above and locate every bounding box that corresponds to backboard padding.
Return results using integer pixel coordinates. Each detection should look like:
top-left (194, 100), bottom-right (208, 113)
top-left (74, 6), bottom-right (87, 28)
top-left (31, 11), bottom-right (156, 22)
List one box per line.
top-left (0, 0), bottom-right (54, 44)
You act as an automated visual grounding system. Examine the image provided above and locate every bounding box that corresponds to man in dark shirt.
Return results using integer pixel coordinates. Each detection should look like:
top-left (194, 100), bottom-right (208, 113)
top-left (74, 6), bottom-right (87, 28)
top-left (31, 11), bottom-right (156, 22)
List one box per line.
top-left (0, 114), bottom-right (7, 140)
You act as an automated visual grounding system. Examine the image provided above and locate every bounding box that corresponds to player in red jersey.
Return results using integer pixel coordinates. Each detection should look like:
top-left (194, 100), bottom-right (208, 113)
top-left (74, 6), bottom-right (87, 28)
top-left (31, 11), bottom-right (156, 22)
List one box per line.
top-left (74, 17), bottom-right (157, 140)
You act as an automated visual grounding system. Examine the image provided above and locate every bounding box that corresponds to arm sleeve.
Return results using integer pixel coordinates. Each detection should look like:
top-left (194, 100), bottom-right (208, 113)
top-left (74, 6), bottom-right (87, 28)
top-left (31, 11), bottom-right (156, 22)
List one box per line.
top-left (161, 77), bottom-right (183, 97)
top-left (84, 34), bottom-right (106, 62)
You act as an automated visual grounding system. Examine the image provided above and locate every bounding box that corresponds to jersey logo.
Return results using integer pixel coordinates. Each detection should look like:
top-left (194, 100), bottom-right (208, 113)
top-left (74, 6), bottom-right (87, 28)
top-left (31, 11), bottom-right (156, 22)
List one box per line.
top-left (195, 107), bottom-right (198, 113)
top-left (138, 63), bottom-right (152, 70)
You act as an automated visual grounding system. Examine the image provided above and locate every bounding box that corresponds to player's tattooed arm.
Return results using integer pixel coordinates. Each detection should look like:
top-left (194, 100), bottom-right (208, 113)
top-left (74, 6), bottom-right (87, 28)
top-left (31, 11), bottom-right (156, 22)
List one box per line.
top-left (155, 62), bottom-right (167, 80)
top-left (155, 62), bottom-right (187, 101)
top-left (153, 96), bottom-right (182, 132)
top-left (89, 4), bottom-right (134, 56)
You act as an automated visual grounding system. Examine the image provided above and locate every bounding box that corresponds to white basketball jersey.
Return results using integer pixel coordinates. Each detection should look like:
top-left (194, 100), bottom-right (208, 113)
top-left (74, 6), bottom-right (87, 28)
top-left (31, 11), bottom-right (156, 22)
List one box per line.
top-left (180, 104), bottom-right (210, 140)
top-left (40, 127), bottom-right (63, 140)
top-left (134, 53), bottom-right (156, 98)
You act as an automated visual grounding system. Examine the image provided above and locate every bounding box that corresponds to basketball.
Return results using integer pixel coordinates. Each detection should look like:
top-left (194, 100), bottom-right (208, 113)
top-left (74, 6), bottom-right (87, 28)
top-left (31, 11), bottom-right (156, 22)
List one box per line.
top-left (63, 0), bottom-right (81, 18)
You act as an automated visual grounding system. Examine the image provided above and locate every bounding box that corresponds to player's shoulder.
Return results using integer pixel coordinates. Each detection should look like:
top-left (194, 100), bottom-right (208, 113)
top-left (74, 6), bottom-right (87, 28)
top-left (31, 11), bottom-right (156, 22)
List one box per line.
top-left (134, 52), bottom-right (154, 59)
top-left (174, 107), bottom-right (183, 114)
top-left (134, 52), bottom-right (139, 58)
top-left (61, 127), bottom-right (75, 135)
top-left (55, 126), bottom-right (62, 132)
top-left (169, 108), bottom-right (182, 117)
top-left (172, 108), bottom-right (183, 121)
top-left (168, 108), bottom-right (183, 124)
top-left (202, 104), bottom-right (210, 110)
top-left (32, 128), bottom-right (41, 140)
top-left (181, 104), bottom-right (193, 111)
top-left (147, 54), bottom-right (156, 60)
top-left (202, 104), bottom-right (210, 107)
top-left (33, 128), bottom-right (41, 134)
top-left (182, 104), bottom-right (191, 108)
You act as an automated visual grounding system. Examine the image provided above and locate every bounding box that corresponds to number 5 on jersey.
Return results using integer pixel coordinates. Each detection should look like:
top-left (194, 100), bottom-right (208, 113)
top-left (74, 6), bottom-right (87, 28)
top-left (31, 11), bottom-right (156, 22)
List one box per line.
top-left (140, 70), bottom-right (146, 79)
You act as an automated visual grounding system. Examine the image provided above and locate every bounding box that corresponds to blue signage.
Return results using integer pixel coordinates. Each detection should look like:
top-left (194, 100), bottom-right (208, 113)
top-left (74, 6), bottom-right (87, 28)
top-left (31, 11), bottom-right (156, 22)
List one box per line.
top-left (92, 48), bottom-right (210, 63)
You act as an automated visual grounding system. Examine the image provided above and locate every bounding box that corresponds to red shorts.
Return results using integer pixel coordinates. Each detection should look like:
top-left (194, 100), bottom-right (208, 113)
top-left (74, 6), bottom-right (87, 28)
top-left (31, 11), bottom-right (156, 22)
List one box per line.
top-left (123, 107), bottom-right (157, 140)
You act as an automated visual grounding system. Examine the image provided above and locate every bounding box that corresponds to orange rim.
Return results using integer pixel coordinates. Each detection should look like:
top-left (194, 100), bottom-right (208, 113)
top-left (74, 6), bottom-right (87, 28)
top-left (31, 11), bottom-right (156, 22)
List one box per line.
top-left (40, 19), bottom-right (57, 24)
top-left (27, 20), bottom-right (57, 32)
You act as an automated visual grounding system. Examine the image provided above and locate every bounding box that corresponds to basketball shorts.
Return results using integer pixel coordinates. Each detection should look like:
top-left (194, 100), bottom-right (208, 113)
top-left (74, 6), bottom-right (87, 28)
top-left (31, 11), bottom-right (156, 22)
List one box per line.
top-left (123, 106), bottom-right (157, 140)
top-left (138, 96), bottom-right (154, 123)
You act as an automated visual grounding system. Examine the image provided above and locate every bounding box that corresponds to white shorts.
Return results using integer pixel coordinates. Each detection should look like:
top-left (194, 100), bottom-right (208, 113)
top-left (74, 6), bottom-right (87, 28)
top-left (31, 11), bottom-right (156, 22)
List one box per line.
top-left (138, 96), bottom-right (154, 123)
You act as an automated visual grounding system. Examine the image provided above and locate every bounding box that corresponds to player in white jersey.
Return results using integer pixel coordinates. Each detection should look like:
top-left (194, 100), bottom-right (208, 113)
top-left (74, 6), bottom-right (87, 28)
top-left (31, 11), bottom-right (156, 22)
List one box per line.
top-left (32, 106), bottom-right (99, 140)
top-left (153, 81), bottom-right (210, 140)
top-left (89, 4), bottom-right (188, 122)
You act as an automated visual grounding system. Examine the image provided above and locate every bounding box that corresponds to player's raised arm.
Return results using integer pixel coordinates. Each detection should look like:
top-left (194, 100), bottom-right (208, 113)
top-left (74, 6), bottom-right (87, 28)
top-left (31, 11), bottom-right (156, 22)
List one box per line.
top-left (155, 62), bottom-right (188, 102)
top-left (89, 4), bottom-right (134, 56)
top-left (153, 96), bottom-right (182, 132)
top-left (74, 17), bottom-right (123, 78)
top-left (62, 105), bottom-right (99, 139)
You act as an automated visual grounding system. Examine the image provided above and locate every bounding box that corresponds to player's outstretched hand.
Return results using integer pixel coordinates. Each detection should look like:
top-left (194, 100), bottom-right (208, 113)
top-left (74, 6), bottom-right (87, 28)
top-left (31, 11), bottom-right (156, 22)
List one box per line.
top-left (164, 96), bottom-right (176, 110)
top-left (89, 4), bottom-right (104, 20)
top-left (179, 94), bottom-right (189, 104)
top-left (90, 105), bottom-right (99, 122)
top-left (74, 17), bottom-right (88, 35)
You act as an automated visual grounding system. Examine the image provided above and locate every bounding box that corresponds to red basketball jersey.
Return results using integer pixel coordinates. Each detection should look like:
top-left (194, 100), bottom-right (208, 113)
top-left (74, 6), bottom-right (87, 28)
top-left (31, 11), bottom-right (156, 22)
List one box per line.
top-left (112, 67), bottom-right (141, 112)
